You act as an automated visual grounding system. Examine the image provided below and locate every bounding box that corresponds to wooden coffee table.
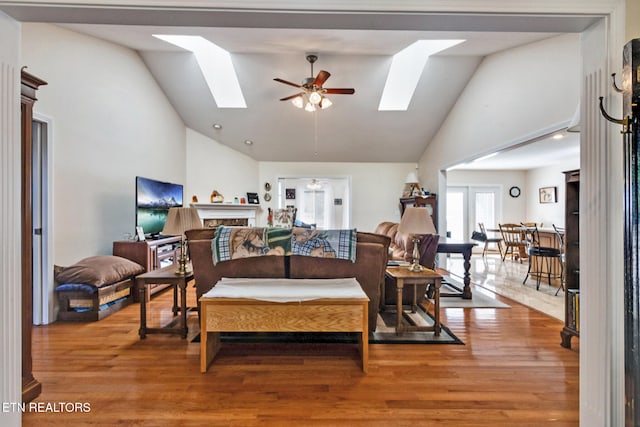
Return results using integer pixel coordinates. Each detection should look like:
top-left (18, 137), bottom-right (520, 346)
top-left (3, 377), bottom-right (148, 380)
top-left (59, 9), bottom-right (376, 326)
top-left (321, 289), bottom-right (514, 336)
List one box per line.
top-left (384, 267), bottom-right (442, 336)
top-left (199, 278), bottom-right (369, 373)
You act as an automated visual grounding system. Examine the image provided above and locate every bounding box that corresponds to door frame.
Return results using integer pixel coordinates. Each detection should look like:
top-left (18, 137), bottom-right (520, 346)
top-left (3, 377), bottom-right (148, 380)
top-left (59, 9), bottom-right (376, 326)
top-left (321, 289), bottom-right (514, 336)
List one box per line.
top-left (32, 112), bottom-right (54, 325)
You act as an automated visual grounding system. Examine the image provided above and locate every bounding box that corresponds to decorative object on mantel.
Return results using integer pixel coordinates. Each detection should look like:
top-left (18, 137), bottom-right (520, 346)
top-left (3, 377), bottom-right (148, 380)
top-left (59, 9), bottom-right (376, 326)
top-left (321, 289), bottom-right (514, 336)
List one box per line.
top-left (247, 192), bottom-right (259, 204)
top-left (397, 207), bottom-right (437, 272)
top-left (274, 54), bottom-right (355, 112)
top-left (192, 195), bottom-right (198, 203)
top-left (162, 207), bottom-right (202, 275)
top-left (210, 190), bottom-right (224, 203)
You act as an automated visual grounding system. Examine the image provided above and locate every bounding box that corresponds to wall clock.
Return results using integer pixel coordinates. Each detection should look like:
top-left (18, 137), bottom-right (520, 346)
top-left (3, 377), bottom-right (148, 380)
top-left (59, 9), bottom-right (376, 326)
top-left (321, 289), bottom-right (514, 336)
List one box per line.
top-left (509, 186), bottom-right (521, 198)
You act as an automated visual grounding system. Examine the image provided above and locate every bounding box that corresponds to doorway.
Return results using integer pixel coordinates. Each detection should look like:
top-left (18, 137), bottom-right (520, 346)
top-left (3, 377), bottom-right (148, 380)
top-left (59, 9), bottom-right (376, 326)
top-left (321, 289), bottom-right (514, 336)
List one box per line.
top-left (32, 113), bottom-right (53, 325)
top-left (276, 177), bottom-right (351, 229)
top-left (446, 185), bottom-right (501, 241)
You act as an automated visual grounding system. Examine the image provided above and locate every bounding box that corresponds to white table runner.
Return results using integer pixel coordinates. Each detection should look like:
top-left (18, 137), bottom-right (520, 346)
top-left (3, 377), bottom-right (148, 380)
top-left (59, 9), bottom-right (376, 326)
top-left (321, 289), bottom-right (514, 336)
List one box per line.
top-left (202, 277), bottom-right (366, 303)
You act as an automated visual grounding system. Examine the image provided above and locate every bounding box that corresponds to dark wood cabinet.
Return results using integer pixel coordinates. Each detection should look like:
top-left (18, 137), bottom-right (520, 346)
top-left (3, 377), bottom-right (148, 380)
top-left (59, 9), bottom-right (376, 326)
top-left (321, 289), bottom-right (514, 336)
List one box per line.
top-left (561, 169), bottom-right (580, 349)
top-left (399, 195), bottom-right (438, 231)
top-left (113, 236), bottom-right (181, 301)
top-left (21, 70), bottom-right (46, 403)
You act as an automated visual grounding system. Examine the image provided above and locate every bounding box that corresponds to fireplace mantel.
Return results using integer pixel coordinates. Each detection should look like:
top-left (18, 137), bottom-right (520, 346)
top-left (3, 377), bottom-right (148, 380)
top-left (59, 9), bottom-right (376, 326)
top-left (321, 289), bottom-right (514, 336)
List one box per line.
top-left (191, 203), bottom-right (260, 227)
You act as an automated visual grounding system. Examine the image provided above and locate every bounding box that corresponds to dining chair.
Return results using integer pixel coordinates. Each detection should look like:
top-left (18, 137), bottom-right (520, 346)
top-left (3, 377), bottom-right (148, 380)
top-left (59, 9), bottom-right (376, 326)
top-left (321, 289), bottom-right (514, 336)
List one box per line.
top-left (479, 223), bottom-right (503, 259)
top-left (522, 224), bottom-right (563, 291)
top-left (498, 223), bottom-right (528, 262)
top-left (552, 224), bottom-right (566, 295)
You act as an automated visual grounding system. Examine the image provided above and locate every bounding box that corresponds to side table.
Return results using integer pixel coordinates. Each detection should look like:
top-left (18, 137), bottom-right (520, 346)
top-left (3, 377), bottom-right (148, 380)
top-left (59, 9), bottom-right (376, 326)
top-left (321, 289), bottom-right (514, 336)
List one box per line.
top-left (136, 264), bottom-right (194, 339)
top-left (384, 266), bottom-right (442, 336)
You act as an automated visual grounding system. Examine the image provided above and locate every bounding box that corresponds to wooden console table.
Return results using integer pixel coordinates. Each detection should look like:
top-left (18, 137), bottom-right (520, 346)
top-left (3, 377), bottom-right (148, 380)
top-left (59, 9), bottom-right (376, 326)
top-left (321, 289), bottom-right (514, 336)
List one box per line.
top-left (436, 238), bottom-right (477, 299)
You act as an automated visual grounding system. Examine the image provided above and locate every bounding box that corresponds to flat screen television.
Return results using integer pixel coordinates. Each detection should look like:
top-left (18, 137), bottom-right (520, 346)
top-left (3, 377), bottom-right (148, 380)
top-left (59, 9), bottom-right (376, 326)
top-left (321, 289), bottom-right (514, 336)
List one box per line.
top-left (135, 176), bottom-right (184, 238)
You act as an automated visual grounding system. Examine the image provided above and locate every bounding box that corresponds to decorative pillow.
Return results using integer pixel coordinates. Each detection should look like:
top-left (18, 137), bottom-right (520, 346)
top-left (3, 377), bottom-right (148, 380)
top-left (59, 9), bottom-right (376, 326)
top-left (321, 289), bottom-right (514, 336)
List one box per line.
top-left (54, 255), bottom-right (145, 287)
top-left (291, 228), bottom-right (357, 262)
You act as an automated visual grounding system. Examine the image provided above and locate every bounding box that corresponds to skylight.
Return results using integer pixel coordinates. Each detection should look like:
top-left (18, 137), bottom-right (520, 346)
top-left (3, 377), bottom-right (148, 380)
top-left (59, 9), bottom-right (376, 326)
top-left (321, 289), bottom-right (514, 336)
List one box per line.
top-left (378, 39), bottom-right (465, 111)
top-left (153, 34), bottom-right (246, 108)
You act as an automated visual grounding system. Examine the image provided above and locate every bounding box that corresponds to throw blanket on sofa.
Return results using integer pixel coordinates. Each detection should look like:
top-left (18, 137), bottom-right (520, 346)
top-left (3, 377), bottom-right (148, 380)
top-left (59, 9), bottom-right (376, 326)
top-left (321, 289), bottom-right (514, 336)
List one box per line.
top-left (212, 226), bottom-right (357, 264)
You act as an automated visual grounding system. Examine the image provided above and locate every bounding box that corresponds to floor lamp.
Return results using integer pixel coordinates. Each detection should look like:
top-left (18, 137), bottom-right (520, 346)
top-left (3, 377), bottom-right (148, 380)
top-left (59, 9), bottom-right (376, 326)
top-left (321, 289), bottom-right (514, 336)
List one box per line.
top-left (397, 207), bottom-right (437, 272)
top-left (162, 207), bottom-right (202, 275)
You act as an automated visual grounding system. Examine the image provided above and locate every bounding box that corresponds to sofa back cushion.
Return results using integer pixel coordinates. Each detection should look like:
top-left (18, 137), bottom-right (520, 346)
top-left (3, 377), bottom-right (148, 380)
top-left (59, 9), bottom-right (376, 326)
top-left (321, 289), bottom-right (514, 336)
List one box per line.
top-left (189, 239), bottom-right (287, 299)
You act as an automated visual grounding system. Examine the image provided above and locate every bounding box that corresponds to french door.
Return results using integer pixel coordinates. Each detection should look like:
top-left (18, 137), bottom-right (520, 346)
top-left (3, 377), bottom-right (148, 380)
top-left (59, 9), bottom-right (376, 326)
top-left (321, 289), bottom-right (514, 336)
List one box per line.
top-left (446, 186), bottom-right (501, 241)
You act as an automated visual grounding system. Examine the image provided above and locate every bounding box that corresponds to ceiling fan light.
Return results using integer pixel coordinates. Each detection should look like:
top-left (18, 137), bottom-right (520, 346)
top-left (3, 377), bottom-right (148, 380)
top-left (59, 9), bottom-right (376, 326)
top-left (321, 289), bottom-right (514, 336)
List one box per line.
top-left (291, 96), bottom-right (304, 108)
top-left (304, 101), bottom-right (316, 112)
top-left (308, 90), bottom-right (322, 105)
top-left (320, 96), bottom-right (332, 109)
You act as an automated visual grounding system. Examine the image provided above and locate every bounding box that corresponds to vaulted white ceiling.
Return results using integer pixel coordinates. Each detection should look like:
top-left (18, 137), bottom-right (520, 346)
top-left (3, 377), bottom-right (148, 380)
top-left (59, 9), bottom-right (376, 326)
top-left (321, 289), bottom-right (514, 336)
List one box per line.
top-left (0, 3), bottom-right (596, 163)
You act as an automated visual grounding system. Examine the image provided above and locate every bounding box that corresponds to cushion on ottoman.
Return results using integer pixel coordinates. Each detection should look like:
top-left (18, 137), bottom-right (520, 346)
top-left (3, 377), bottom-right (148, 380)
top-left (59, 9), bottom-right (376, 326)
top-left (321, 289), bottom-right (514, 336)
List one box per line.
top-left (54, 255), bottom-right (144, 288)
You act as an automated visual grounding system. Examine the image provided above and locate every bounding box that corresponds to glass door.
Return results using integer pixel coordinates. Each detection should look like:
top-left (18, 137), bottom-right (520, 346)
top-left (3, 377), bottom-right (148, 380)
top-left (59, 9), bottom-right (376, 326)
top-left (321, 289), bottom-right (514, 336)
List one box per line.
top-left (446, 185), bottom-right (501, 241)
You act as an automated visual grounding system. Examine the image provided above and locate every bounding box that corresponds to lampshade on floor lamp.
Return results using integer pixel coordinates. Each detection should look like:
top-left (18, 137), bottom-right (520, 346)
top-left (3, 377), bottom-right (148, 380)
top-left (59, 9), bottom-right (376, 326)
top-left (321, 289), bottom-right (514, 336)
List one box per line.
top-left (162, 207), bottom-right (202, 275)
top-left (397, 207), bottom-right (437, 272)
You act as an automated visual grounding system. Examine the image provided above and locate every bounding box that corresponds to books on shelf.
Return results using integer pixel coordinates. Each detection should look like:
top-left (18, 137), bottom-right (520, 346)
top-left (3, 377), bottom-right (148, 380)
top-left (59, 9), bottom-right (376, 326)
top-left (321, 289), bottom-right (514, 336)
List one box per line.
top-left (567, 289), bottom-right (580, 332)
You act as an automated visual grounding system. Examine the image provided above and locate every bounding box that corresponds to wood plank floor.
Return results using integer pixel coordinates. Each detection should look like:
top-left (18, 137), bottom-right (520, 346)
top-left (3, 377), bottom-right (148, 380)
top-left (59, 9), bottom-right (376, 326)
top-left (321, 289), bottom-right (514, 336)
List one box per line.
top-left (24, 279), bottom-right (579, 426)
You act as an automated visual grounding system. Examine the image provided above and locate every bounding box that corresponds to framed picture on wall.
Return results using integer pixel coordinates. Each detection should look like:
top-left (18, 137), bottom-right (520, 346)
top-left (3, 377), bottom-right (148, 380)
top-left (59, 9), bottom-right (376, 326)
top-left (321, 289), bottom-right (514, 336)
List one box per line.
top-left (539, 186), bottom-right (557, 204)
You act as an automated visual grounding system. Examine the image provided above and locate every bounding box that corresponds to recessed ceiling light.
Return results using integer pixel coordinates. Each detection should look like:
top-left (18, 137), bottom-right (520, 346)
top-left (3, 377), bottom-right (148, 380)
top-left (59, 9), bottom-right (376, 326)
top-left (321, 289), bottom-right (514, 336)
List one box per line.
top-left (153, 34), bottom-right (246, 108)
top-left (379, 39), bottom-right (465, 111)
top-left (212, 123), bottom-right (222, 130)
top-left (552, 134), bottom-right (564, 140)
top-left (244, 140), bottom-right (253, 146)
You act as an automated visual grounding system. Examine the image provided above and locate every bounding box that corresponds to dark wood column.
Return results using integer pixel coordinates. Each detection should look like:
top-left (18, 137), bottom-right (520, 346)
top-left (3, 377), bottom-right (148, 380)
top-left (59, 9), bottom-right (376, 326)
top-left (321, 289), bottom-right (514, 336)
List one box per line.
top-left (623, 39), bottom-right (640, 427)
top-left (21, 69), bottom-right (47, 403)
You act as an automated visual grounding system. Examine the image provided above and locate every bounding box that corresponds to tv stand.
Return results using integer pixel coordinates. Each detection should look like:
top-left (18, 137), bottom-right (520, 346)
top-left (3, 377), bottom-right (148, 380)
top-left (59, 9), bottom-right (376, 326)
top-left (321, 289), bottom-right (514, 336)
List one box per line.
top-left (113, 235), bottom-right (181, 301)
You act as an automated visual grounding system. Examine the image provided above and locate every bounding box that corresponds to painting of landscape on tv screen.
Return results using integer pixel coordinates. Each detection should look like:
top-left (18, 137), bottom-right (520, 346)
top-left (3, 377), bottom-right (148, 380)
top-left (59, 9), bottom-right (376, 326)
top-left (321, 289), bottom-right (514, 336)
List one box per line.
top-left (136, 176), bottom-right (183, 236)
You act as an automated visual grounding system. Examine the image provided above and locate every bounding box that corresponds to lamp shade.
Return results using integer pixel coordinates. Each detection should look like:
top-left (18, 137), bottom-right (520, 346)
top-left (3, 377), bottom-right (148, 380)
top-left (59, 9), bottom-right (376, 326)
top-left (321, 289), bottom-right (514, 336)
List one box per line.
top-left (397, 207), bottom-right (437, 235)
top-left (162, 207), bottom-right (202, 237)
top-left (405, 171), bottom-right (419, 184)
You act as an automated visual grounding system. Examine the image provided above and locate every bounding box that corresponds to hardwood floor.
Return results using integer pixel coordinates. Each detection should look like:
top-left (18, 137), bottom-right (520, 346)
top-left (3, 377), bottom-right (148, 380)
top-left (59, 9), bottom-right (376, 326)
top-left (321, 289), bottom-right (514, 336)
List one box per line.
top-left (24, 280), bottom-right (578, 426)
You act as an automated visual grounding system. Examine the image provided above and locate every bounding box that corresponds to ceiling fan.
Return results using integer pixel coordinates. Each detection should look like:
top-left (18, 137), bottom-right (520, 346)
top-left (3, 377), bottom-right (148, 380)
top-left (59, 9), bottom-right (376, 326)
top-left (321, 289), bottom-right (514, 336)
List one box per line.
top-left (274, 54), bottom-right (355, 112)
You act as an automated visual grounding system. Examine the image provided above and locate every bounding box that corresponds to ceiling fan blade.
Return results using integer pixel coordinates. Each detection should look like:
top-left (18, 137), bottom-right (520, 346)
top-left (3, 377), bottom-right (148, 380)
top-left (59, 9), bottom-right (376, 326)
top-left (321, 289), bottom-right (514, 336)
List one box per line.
top-left (274, 78), bottom-right (303, 89)
top-left (313, 70), bottom-right (331, 87)
top-left (279, 93), bottom-right (305, 101)
top-left (324, 88), bottom-right (355, 95)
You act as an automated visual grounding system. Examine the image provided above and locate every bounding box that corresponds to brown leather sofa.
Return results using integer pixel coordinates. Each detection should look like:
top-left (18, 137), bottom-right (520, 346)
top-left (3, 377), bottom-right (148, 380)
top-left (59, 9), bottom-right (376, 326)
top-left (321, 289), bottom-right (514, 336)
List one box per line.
top-left (187, 229), bottom-right (390, 332)
top-left (374, 221), bottom-right (440, 305)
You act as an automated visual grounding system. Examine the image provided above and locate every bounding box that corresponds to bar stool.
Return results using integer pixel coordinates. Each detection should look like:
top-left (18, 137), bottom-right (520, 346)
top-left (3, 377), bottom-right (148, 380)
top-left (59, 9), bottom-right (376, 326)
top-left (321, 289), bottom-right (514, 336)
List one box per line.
top-left (522, 224), bottom-right (563, 291)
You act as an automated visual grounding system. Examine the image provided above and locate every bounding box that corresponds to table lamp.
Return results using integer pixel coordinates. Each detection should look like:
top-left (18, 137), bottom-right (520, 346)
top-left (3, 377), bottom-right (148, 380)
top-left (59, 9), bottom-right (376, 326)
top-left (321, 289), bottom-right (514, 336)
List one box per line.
top-left (397, 207), bottom-right (437, 272)
top-left (162, 207), bottom-right (202, 275)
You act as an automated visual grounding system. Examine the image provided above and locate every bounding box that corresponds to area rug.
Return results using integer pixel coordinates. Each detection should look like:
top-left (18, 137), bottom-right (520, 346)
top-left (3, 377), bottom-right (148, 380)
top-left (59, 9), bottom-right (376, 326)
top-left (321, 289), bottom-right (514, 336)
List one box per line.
top-left (191, 308), bottom-right (463, 345)
top-left (437, 275), bottom-right (510, 309)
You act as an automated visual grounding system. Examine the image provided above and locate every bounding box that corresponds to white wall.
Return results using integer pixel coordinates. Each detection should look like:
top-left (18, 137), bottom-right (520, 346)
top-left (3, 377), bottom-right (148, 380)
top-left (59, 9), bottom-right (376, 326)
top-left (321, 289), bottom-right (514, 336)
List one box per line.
top-left (419, 33), bottom-right (581, 228)
top-left (21, 24), bottom-right (186, 265)
top-left (259, 162), bottom-right (415, 232)
top-left (447, 169), bottom-right (527, 223)
top-left (525, 160), bottom-right (579, 228)
top-left (185, 128), bottom-right (259, 206)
